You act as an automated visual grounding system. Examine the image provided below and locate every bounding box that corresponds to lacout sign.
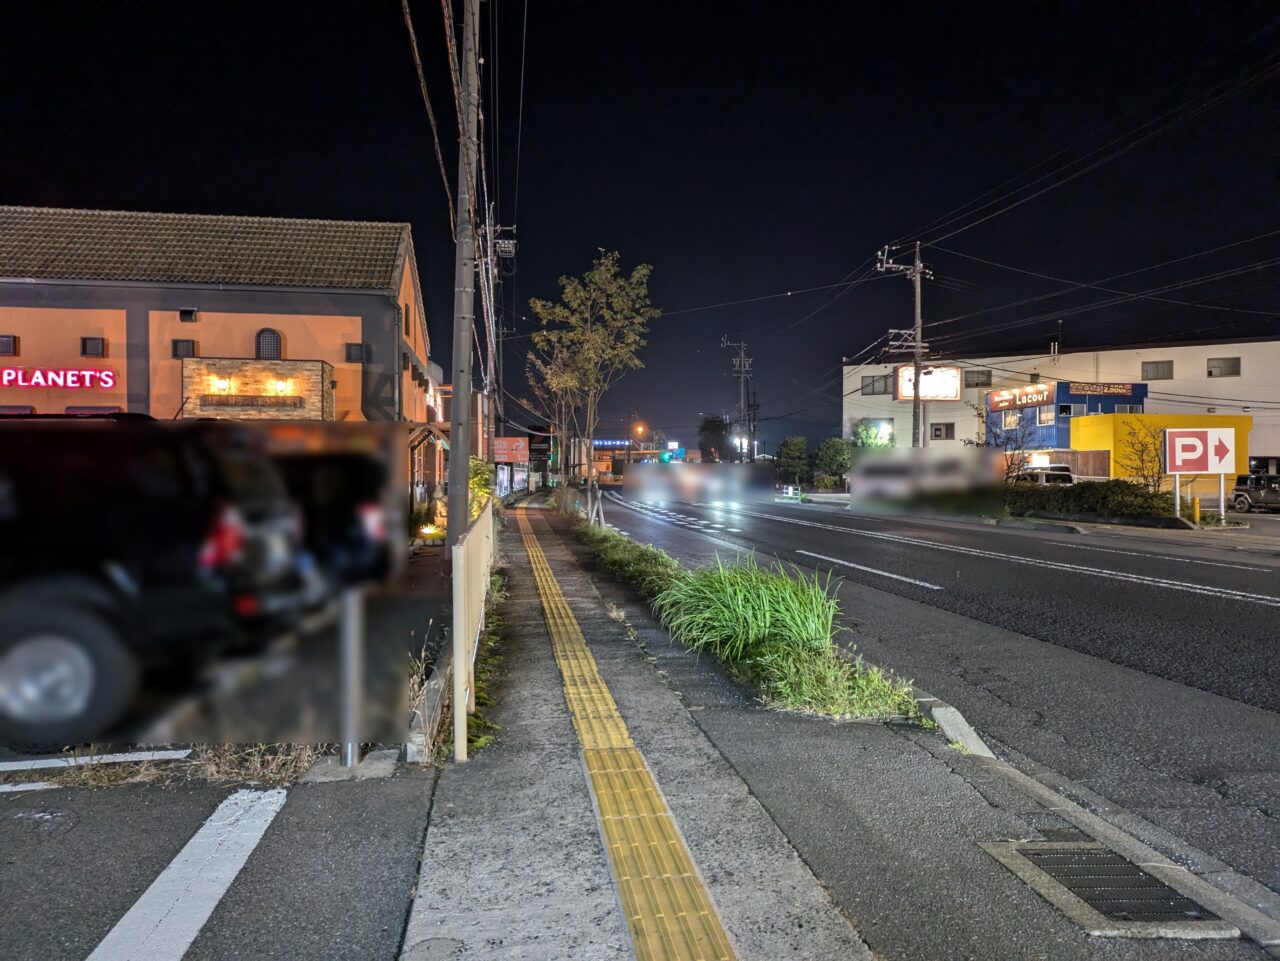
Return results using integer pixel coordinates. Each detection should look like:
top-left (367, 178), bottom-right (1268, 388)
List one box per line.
top-left (1, 367), bottom-right (116, 389)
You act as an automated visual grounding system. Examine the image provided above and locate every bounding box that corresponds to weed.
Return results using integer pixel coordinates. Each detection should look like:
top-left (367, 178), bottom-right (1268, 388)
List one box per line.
top-left (948, 739), bottom-right (972, 755)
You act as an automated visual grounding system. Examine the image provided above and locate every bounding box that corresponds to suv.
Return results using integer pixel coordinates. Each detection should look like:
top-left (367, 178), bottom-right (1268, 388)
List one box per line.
top-left (0, 421), bottom-right (319, 744)
top-left (1231, 474), bottom-right (1280, 513)
top-left (1015, 465), bottom-right (1075, 485)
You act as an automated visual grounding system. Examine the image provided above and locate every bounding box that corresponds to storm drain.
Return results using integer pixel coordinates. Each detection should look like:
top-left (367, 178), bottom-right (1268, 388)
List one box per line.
top-left (981, 841), bottom-right (1240, 939)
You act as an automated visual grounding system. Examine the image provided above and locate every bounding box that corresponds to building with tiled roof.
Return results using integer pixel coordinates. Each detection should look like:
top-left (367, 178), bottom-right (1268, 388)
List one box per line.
top-left (0, 205), bottom-right (443, 485)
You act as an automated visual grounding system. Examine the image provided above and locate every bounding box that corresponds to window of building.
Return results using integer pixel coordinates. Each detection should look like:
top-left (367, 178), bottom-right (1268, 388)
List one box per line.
top-left (964, 368), bottom-right (992, 388)
top-left (255, 328), bottom-right (282, 360)
top-left (861, 374), bottom-right (892, 396)
top-left (1003, 409), bottom-right (1020, 430)
top-left (930, 422), bottom-right (955, 440)
top-left (179, 307), bottom-right (198, 323)
top-left (1029, 372), bottom-right (1041, 383)
top-left (1114, 403), bottom-right (1143, 414)
top-left (1207, 357), bottom-right (1240, 378)
top-left (1058, 403), bottom-right (1086, 417)
top-left (1038, 405), bottom-right (1056, 426)
top-left (1142, 360), bottom-right (1173, 380)
top-left (81, 337), bottom-right (105, 357)
top-left (172, 339), bottom-right (196, 359)
top-left (0, 335), bottom-right (15, 356)
top-left (345, 342), bottom-right (369, 363)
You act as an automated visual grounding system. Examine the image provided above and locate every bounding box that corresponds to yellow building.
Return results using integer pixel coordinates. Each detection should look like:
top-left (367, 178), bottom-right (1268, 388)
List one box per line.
top-left (1071, 413), bottom-right (1252, 497)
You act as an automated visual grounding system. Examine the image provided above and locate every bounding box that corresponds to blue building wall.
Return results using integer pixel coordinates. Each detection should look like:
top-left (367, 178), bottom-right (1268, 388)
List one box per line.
top-left (984, 382), bottom-right (1148, 449)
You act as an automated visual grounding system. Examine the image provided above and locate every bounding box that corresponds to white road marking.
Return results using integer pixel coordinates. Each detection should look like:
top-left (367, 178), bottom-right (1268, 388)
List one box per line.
top-left (727, 528), bottom-right (742, 533)
top-left (0, 781), bottom-right (55, 793)
top-left (1053, 542), bottom-right (1272, 572)
top-left (0, 749), bottom-right (192, 772)
top-left (797, 550), bottom-right (943, 590)
top-left (730, 507), bottom-right (1280, 608)
top-left (86, 788), bottom-right (286, 961)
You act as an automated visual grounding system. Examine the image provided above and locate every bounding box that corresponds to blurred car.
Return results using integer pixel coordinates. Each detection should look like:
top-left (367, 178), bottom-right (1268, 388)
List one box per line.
top-left (0, 421), bottom-right (318, 744)
top-left (1014, 465), bottom-right (1076, 485)
top-left (272, 451), bottom-right (396, 586)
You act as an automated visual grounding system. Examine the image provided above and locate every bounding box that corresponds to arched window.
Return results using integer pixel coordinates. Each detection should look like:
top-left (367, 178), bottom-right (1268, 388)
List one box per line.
top-left (255, 328), bottom-right (282, 360)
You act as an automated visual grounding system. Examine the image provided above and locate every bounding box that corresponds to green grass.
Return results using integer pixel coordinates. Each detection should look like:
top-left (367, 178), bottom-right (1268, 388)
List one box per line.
top-left (571, 521), bottom-right (918, 721)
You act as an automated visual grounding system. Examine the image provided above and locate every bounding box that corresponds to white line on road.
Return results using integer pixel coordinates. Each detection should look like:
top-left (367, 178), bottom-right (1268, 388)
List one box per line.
top-left (85, 788), bottom-right (287, 961)
top-left (797, 550), bottom-right (943, 590)
top-left (0, 781), bottom-right (55, 793)
top-left (0, 749), bottom-right (192, 772)
top-left (729, 507), bottom-right (1280, 608)
top-left (1052, 542), bottom-right (1272, 572)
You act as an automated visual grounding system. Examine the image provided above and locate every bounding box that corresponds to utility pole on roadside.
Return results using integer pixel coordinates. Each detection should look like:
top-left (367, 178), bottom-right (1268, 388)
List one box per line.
top-left (749, 389), bottom-right (759, 463)
top-left (877, 241), bottom-right (932, 448)
top-left (446, 0), bottom-right (480, 549)
top-left (721, 336), bottom-right (752, 462)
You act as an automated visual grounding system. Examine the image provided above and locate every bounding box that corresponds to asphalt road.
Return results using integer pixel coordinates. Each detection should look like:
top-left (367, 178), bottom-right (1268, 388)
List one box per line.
top-left (601, 492), bottom-right (1280, 897)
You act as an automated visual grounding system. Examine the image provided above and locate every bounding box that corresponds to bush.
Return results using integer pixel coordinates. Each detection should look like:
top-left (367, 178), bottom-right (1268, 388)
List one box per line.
top-left (813, 473), bottom-right (842, 491)
top-left (1006, 479), bottom-right (1173, 518)
top-left (573, 524), bottom-right (679, 600)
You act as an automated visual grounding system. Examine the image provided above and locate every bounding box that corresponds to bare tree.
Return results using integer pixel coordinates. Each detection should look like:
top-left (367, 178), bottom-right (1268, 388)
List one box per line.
top-left (963, 401), bottom-right (1036, 485)
top-left (1114, 419), bottom-right (1167, 493)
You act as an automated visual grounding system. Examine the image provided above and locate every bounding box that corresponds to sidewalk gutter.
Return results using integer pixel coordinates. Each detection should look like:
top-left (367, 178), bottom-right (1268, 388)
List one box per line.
top-left (911, 686), bottom-right (996, 758)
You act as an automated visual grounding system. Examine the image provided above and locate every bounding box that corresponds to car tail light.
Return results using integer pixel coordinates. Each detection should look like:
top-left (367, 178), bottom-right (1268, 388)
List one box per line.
top-left (357, 501), bottom-right (389, 543)
top-left (233, 593), bottom-right (260, 617)
top-left (199, 504), bottom-right (246, 571)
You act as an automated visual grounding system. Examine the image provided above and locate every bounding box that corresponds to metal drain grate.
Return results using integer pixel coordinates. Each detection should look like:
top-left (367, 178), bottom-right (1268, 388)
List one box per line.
top-left (980, 841), bottom-right (1239, 939)
top-left (1020, 847), bottom-right (1217, 922)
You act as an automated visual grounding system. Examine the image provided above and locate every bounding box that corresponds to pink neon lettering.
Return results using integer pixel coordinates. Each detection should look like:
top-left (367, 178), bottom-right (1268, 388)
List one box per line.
top-left (65, 371), bottom-right (80, 388)
top-left (1, 369), bottom-right (14, 387)
top-left (0, 367), bottom-right (115, 389)
top-left (29, 370), bottom-right (45, 387)
top-left (46, 370), bottom-right (65, 387)
top-left (98, 370), bottom-right (115, 389)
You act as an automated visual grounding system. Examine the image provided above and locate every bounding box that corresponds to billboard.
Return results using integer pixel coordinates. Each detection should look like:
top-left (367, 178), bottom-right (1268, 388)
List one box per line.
top-left (895, 365), bottom-right (962, 402)
top-left (987, 383), bottom-right (1055, 411)
top-left (1164, 428), bottom-right (1235, 474)
top-left (492, 436), bottom-right (530, 463)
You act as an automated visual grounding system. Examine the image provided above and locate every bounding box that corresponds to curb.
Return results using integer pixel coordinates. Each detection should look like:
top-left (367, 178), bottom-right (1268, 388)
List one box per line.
top-left (405, 641), bottom-right (451, 765)
top-left (910, 686), bottom-right (996, 758)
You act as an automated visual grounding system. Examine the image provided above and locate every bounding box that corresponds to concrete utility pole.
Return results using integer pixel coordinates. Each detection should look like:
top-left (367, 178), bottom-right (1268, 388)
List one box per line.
top-left (749, 389), bottom-right (759, 463)
top-left (877, 241), bottom-right (932, 448)
top-left (446, 0), bottom-right (480, 549)
top-left (721, 336), bottom-right (752, 462)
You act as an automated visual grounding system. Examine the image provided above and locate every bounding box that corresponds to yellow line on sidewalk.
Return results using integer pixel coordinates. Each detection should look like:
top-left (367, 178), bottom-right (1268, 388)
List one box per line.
top-left (516, 510), bottom-right (736, 961)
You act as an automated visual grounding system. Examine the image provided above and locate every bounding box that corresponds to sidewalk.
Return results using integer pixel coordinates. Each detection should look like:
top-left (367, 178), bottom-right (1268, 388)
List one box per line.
top-left (402, 505), bottom-right (1270, 960)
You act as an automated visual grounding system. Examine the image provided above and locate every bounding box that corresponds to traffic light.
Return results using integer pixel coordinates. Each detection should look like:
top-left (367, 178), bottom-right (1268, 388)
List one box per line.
top-left (659, 451), bottom-right (672, 463)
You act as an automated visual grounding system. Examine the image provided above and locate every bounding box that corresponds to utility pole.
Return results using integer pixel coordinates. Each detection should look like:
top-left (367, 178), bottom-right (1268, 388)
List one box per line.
top-left (721, 336), bottom-right (752, 462)
top-left (446, 0), bottom-right (480, 549)
top-left (749, 389), bottom-right (759, 463)
top-left (877, 241), bottom-right (932, 448)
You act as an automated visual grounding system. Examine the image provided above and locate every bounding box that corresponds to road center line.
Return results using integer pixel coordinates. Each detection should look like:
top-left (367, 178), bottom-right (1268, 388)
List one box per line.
top-left (797, 550), bottom-right (943, 590)
top-left (726, 507), bottom-right (1280, 608)
top-left (85, 788), bottom-right (287, 961)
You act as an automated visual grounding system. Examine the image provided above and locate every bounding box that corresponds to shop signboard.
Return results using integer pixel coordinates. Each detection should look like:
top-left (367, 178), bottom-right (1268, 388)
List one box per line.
top-left (895, 365), bottom-right (962, 402)
top-left (492, 436), bottom-right (530, 463)
top-left (987, 383), bottom-right (1055, 411)
top-left (1068, 382), bottom-right (1132, 396)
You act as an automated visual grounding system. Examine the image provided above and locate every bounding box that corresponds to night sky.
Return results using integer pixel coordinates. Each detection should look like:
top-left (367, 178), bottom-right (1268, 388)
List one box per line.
top-left (2, 1), bottom-right (1276, 447)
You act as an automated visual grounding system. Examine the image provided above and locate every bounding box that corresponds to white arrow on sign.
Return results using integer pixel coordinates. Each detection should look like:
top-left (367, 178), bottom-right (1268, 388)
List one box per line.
top-left (1207, 427), bottom-right (1235, 473)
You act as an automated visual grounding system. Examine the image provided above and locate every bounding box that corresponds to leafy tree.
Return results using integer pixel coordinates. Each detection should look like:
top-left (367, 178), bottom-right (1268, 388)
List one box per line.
top-left (849, 418), bottom-right (892, 448)
top-left (1114, 419), bottom-right (1167, 493)
top-left (776, 435), bottom-right (809, 484)
top-left (530, 251), bottom-right (659, 524)
top-left (815, 437), bottom-right (853, 482)
top-left (698, 416), bottom-right (729, 462)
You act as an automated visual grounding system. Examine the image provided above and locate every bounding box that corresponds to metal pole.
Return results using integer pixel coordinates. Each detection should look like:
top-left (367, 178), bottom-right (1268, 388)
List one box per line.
top-left (912, 241), bottom-right (923, 449)
top-left (1173, 474), bottom-right (1180, 519)
top-left (453, 541), bottom-right (468, 761)
top-left (446, 0), bottom-right (480, 550)
top-left (340, 588), bottom-right (364, 768)
top-left (1220, 472), bottom-right (1226, 524)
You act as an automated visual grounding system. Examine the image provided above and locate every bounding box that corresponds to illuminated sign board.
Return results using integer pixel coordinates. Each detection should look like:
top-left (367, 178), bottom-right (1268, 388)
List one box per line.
top-left (493, 436), bottom-right (530, 463)
top-left (987, 383), bottom-right (1055, 411)
top-left (1, 367), bottom-right (116, 389)
top-left (1068, 382), bottom-right (1133, 396)
top-left (895, 365), bottom-right (962, 402)
top-left (593, 439), bottom-right (631, 448)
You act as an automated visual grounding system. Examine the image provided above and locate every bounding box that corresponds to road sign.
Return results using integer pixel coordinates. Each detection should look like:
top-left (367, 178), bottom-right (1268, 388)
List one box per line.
top-left (1164, 428), bottom-right (1235, 474)
top-left (493, 436), bottom-right (530, 463)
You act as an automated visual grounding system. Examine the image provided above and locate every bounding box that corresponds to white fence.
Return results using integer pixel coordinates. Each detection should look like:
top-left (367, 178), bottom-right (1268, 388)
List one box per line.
top-left (452, 498), bottom-right (495, 761)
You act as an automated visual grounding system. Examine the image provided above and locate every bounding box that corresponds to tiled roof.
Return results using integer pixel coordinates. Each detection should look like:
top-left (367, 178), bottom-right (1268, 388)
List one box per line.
top-left (0, 205), bottom-right (411, 290)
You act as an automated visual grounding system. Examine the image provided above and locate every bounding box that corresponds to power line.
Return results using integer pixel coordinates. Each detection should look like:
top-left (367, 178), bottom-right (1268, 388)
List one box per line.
top-left (512, 0), bottom-right (529, 224)
top-left (400, 0), bottom-right (455, 235)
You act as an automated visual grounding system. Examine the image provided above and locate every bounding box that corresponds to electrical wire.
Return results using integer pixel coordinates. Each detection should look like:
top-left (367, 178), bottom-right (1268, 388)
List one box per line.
top-left (400, 0), bottom-right (455, 236)
top-left (512, 0), bottom-right (529, 224)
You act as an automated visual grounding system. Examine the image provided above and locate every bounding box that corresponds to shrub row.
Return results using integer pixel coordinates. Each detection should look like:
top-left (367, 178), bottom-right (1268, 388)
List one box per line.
top-left (1006, 479), bottom-right (1173, 518)
top-left (573, 524), bottom-right (917, 719)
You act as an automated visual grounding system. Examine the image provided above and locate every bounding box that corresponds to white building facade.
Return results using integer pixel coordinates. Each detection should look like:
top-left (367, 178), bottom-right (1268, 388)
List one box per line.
top-left (842, 337), bottom-right (1280, 467)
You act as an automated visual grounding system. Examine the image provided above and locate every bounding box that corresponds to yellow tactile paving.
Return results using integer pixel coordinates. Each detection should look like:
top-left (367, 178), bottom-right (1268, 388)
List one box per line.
top-left (516, 509), bottom-right (737, 961)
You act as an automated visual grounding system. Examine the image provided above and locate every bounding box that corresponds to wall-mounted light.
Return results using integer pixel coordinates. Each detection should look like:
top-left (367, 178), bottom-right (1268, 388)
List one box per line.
top-left (274, 379), bottom-right (288, 395)
top-left (213, 376), bottom-right (231, 394)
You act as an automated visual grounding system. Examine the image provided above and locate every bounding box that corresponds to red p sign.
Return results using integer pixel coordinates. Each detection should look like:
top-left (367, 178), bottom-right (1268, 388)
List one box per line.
top-left (1164, 428), bottom-right (1235, 474)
